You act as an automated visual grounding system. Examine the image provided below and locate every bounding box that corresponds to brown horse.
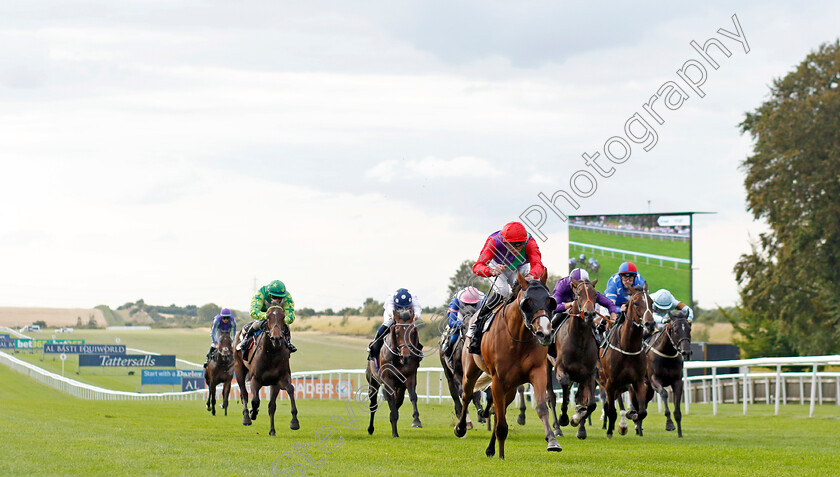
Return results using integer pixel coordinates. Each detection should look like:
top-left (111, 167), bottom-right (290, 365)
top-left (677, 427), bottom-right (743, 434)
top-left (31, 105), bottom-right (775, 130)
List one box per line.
top-left (366, 306), bottom-right (422, 437)
top-left (599, 284), bottom-right (652, 438)
top-left (644, 308), bottom-right (692, 437)
top-left (233, 299), bottom-right (299, 436)
top-left (547, 279), bottom-right (600, 440)
top-left (455, 271), bottom-right (559, 459)
top-left (205, 330), bottom-right (234, 416)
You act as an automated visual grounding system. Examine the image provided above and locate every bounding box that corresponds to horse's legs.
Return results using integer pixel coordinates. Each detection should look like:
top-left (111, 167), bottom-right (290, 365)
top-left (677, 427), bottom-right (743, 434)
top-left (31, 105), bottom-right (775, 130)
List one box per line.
top-left (517, 385), bottom-right (527, 426)
top-left (235, 361), bottom-right (252, 426)
top-left (529, 366), bottom-right (562, 453)
top-left (268, 384), bottom-right (281, 436)
top-left (280, 376), bottom-right (299, 430)
top-left (672, 379), bottom-right (684, 438)
top-left (631, 382), bottom-right (648, 437)
top-left (661, 386), bottom-right (674, 432)
top-left (388, 387), bottom-right (402, 438)
top-left (559, 372), bottom-right (571, 428)
top-left (250, 378), bottom-right (262, 421)
top-left (546, 364), bottom-right (560, 433)
top-left (406, 375), bottom-right (422, 428)
top-left (605, 386), bottom-right (618, 439)
top-left (206, 376), bottom-right (214, 413)
top-left (486, 378), bottom-right (507, 458)
top-left (223, 379), bottom-right (231, 417)
top-left (617, 392), bottom-right (628, 436)
top-left (367, 376), bottom-right (380, 435)
top-left (210, 378), bottom-right (217, 416)
top-left (454, 361), bottom-right (481, 438)
top-left (443, 363), bottom-right (464, 421)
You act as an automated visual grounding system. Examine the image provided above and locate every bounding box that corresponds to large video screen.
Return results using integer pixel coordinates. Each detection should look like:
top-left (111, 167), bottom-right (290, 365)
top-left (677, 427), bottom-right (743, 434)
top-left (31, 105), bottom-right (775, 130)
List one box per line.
top-left (568, 213), bottom-right (692, 304)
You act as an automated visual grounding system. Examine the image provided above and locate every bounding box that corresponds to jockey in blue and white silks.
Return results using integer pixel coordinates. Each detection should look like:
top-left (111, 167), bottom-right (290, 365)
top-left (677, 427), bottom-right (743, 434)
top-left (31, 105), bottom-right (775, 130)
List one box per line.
top-left (445, 287), bottom-right (485, 353)
top-left (604, 261), bottom-right (647, 309)
top-left (649, 289), bottom-right (693, 329)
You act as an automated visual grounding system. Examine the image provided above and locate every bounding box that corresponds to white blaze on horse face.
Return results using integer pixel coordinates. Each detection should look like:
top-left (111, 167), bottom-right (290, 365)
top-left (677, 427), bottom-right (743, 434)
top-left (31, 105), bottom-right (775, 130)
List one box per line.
top-left (537, 315), bottom-right (551, 336)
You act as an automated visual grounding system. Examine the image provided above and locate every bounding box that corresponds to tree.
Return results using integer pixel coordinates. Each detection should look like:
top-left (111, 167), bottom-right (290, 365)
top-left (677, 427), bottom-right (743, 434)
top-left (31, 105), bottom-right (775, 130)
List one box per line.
top-left (734, 40), bottom-right (840, 357)
top-left (198, 303), bottom-right (220, 323)
top-left (447, 259), bottom-right (491, 301)
top-left (360, 297), bottom-right (384, 318)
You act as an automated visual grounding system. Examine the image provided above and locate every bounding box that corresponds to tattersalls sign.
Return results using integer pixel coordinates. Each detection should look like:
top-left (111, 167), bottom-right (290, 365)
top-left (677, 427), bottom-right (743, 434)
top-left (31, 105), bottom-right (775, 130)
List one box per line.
top-left (78, 354), bottom-right (176, 367)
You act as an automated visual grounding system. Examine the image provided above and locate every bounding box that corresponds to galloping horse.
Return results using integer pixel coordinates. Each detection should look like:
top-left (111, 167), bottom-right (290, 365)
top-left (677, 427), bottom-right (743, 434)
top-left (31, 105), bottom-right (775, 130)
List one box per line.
top-left (233, 298), bottom-right (299, 436)
top-left (455, 271), bottom-right (559, 459)
top-left (440, 315), bottom-right (528, 431)
top-left (547, 279), bottom-right (600, 440)
top-left (205, 330), bottom-right (234, 416)
top-left (644, 308), bottom-right (692, 437)
top-left (366, 306), bottom-right (422, 437)
top-left (599, 284), bottom-right (652, 438)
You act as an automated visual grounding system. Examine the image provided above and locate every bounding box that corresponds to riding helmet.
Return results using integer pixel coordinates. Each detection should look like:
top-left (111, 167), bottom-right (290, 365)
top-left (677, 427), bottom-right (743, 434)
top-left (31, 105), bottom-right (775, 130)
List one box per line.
top-left (267, 280), bottom-right (287, 297)
top-left (394, 288), bottom-right (413, 307)
top-left (220, 308), bottom-right (232, 317)
top-left (570, 268), bottom-right (589, 281)
top-left (653, 289), bottom-right (674, 310)
top-left (458, 286), bottom-right (483, 305)
top-left (501, 221), bottom-right (528, 243)
top-left (618, 261), bottom-right (638, 275)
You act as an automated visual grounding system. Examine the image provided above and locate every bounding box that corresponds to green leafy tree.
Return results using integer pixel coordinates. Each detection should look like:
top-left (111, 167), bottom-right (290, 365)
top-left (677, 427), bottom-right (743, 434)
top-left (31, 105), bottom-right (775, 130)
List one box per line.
top-left (447, 259), bottom-right (491, 301)
top-left (197, 303), bottom-right (220, 323)
top-left (734, 40), bottom-right (840, 357)
top-left (360, 297), bottom-right (385, 318)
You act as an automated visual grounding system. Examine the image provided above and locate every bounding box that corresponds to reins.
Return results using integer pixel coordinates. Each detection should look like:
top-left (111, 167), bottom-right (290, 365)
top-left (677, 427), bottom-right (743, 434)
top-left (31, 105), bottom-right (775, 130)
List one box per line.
top-left (644, 320), bottom-right (690, 359)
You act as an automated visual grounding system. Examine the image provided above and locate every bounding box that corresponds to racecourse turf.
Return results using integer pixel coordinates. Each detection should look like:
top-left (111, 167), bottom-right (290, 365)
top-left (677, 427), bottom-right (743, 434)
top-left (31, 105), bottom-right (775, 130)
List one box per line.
top-left (569, 228), bottom-right (691, 259)
top-left (2, 364), bottom-right (839, 476)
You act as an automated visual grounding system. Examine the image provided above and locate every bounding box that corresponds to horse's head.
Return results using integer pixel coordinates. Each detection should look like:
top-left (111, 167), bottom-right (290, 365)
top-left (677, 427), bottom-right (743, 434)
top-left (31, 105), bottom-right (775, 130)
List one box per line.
top-left (265, 298), bottom-right (286, 349)
top-left (626, 283), bottom-right (653, 329)
top-left (217, 331), bottom-right (233, 364)
top-left (516, 270), bottom-right (556, 346)
top-left (570, 278), bottom-right (599, 327)
top-left (390, 310), bottom-right (417, 365)
top-left (665, 309), bottom-right (692, 360)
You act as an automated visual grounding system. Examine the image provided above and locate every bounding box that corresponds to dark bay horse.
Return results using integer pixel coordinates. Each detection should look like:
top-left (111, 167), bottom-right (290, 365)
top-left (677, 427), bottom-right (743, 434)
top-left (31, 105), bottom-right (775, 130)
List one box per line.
top-left (233, 299), bottom-right (299, 436)
top-left (455, 271), bottom-right (559, 459)
top-left (205, 330), bottom-right (234, 416)
top-left (599, 284), bottom-right (652, 438)
top-left (547, 279), bottom-right (600, 440)
top-left (644, 308), bottom-right (692, 437)
top-left (366, 306), bottom-right (422, 437)
top-left (440, 312), bottom-right (528, 431)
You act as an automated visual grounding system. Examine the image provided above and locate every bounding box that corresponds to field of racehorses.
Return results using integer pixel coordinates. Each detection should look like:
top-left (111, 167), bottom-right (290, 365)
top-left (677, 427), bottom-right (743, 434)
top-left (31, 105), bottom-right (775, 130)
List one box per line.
top-left (3, 364), bottom-right (840, 476)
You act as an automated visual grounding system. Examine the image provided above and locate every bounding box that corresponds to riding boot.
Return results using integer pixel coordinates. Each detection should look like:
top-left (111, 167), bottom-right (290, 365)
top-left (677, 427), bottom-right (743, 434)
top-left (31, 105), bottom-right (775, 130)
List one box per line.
top-left (236, 320), bottom-right (263, 352)
top-left (283, 326), bottom-right (297, 353)
top-left (204, 346), bottom-right (214, 368)
top-left (367, 325), bottom-right (387, 360)
top-left (468, 292), bottom-right (503, 355)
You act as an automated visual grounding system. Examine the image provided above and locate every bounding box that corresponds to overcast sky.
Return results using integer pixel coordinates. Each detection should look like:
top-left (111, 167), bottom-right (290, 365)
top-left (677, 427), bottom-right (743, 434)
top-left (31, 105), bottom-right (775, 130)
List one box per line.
top-left (1, 1), bottom-right (837, 312)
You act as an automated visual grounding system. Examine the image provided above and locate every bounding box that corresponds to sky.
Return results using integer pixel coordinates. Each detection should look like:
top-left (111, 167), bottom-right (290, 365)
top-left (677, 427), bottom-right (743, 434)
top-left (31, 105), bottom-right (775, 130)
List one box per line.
top-left (1, 1), bottom-right (837, 312)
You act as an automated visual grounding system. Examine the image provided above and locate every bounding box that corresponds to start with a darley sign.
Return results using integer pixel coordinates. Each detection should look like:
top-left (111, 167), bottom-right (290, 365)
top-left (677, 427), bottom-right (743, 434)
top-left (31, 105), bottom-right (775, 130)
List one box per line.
top-left (141, 369), bottom-right (204, 385)
top-left (79, 354), bottom-right (176, 367)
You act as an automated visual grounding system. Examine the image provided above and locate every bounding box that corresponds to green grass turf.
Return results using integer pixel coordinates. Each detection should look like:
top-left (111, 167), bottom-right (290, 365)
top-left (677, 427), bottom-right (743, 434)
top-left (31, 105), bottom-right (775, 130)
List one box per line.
top-left (2, 364), bottom-right (839, 476)
top-left (571, 245), bottom-right (692, 303)
top-left (9, 329), bottom-right (371, 392)
top-left (570, 228), bottom-right (690, 259)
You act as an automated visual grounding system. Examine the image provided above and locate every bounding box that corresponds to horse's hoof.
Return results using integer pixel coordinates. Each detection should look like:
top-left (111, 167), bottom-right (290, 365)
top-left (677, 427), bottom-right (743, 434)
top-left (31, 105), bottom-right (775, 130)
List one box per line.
top-left (571, 414), bottom-right (581, 427)
top-left (606, 433), bottom-right (613, 440)
top-left (412, 421), bottom-right (422, 428)
top-left (618, 426), bottom-right (627, 436)
top-left (269, 429), bottom-right (276, 437)
top-left (666, 422), bottom-right (676, 432)
top-left (368, 426), bottom-right (374, 435)
top-left (290, 421), bottom-right (300, 431)
top-left (485, 448), bottom-right (495, 458)
top-left (211, 409), bottom-right (215, 416)
top-left (554, 428), bottom-right (563, 438)
top-left (250, 411), bottom-right (258, 421)
top-left (547, 438), bottom-right (562, 452)
top-left (559, 415), bottom-right (570, 427)
top-left (243, 420), bottom-right (252, 426)
top-left (392, 433), bottom-right (399, 438)
top-left (477, 416), bottom-right (486, 424)
top-left (517, 415), bottom-right (526, 426)
top-left (454, 426), bottom-right (466, 438)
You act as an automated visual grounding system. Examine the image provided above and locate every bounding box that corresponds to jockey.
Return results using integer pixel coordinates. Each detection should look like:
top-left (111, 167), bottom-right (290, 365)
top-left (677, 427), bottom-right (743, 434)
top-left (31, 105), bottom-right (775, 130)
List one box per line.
top-left (205, 307), bottom-right (236, 367)
top-left (367, 288), bottom-right (422, 360)
top-left (649, 288), bottom-right (693, 332)
top-left (604, 261), bottom-right (647, 311)
top-left (467, 221), bottom-right (545, 354)
top-left (236, 280), bottom-right (296, 353)
top-left (442, 286), bottom-right (485, 360)
top-left (551, 268), bottom-right (617, 330)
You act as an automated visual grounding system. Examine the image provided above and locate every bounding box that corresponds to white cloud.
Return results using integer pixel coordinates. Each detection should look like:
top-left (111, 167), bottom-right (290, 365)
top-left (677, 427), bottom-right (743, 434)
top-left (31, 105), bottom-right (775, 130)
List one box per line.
top-left (367, 156), bottom-right (502, 183)
top-left (365, 160), bottom-right (399, 182)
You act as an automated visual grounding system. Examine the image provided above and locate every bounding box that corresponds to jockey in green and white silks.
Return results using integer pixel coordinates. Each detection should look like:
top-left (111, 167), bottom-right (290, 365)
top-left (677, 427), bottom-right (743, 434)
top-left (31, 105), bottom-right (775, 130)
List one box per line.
top-left (236, 280), bottom-right (297, 353)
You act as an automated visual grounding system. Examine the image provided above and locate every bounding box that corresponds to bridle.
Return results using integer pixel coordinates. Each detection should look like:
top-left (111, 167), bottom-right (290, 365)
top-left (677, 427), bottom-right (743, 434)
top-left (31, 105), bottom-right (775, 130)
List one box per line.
top-left (265, 305), bottom-right (286, 349)
top-left (603, 290), bottom-right (649, 356)
top-left (506, 281), bottom-right (551, 343)
top-left (383, 320), bottom-right (417, 358)
top-left (646, 318), bottom-right (691, 359)
top-left (570, 281), bottom-right (606, 322)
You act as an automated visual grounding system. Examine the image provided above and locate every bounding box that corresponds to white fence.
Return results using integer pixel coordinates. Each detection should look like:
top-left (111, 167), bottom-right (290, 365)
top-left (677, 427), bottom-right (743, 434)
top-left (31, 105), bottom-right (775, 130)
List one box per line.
top-left (570, 223), bottom-right (690, 241)
top-left (570, 241), bottom-right (690, 269)
top-left (3, 349), bottom-right (840, 418)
